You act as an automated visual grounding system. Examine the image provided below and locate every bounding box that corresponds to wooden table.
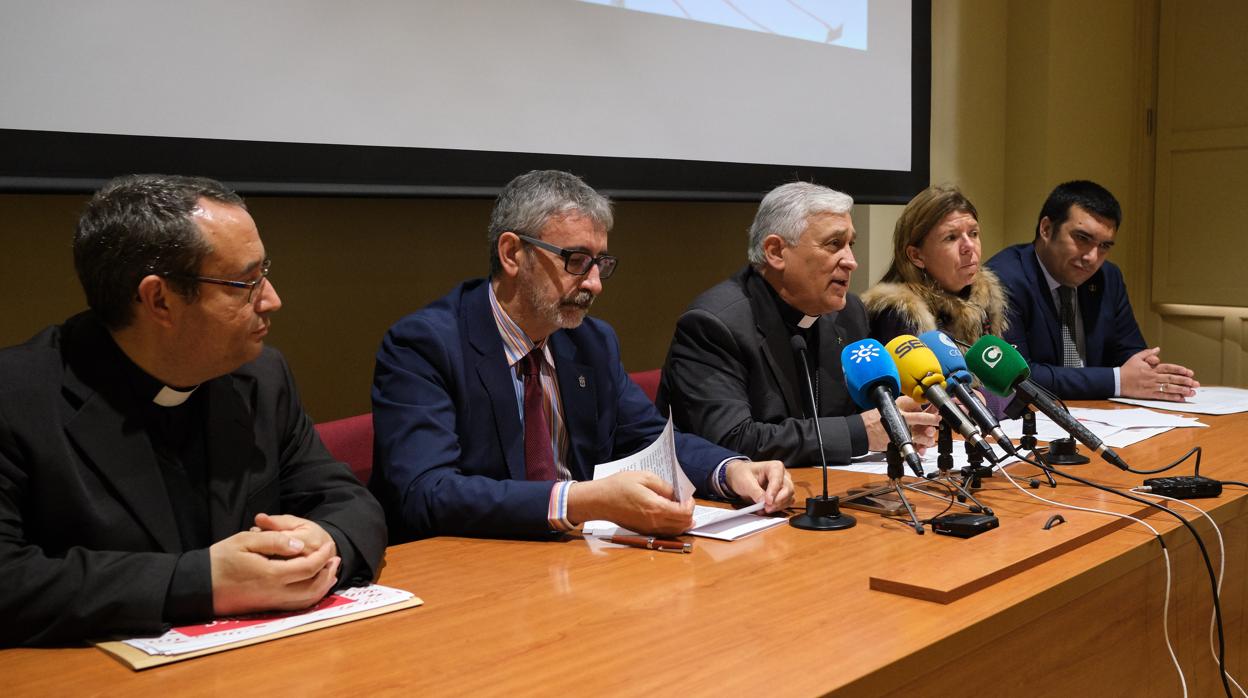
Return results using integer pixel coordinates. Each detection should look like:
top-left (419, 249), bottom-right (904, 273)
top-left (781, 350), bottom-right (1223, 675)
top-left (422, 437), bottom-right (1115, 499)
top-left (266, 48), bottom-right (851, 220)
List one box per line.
top-left (5, 405), bottom-right (1247, 697)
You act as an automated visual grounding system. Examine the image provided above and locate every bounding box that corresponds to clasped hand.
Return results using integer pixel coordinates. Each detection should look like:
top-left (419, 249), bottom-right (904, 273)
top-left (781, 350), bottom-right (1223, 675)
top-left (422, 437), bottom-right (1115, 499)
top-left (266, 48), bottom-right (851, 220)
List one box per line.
top-left (209, 513), bottom-right (340, 616)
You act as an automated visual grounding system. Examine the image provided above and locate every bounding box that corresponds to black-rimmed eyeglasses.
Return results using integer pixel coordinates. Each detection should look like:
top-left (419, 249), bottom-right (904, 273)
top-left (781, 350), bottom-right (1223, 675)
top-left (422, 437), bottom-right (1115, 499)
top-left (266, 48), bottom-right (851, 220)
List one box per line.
top-left (165, 259), bottom-right (272, 303)
top-left (517, 235), bottom-right (618, 280)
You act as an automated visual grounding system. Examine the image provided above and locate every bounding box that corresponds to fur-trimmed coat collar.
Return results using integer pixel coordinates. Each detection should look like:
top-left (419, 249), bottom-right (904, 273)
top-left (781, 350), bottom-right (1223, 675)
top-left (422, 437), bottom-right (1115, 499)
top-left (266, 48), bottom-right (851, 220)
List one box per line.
top-left (860, 268), bottom-right (1010, 347)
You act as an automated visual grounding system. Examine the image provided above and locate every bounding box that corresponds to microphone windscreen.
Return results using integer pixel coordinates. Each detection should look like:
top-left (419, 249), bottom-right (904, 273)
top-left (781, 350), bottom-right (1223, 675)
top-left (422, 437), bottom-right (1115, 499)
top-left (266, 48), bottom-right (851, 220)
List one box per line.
top-left (965, 335), bottom-right (1031, 396)
top-left (841, 339), bottom-right (901, 410)
top-left (885, 335), bottom-right (946, 400)
top-left (918, 330), bottom-right (973, 384)
top-left (790, 334), bottom-right (807, 355)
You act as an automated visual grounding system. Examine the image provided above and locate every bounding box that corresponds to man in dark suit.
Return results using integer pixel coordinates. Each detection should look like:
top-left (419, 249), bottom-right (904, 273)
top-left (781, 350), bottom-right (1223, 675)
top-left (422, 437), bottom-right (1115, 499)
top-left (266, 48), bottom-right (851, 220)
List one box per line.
top-left (371, 170), bottom-right (793, 542)
top-left (0, 175), bottom-right (386, 647)
top-left (658, 182), bottom-right (939, 467)
top-left (986, 180), bottom-right (1198, 400)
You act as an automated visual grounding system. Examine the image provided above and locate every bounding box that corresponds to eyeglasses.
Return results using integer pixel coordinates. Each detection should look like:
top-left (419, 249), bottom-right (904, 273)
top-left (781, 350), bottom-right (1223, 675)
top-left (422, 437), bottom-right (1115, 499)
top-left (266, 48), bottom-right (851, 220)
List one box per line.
top-left (166, 259), bottom-right (272, 303)
top-left (517, 235), bottom-right (618, 280)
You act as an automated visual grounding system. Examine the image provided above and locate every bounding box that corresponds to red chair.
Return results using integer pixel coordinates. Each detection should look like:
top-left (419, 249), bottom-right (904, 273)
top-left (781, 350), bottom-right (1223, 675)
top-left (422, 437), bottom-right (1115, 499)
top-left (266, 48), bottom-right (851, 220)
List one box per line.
top-left (315, 413), bottom-right (374, 485)
top-left (629, 369), bottom-right (662, 404)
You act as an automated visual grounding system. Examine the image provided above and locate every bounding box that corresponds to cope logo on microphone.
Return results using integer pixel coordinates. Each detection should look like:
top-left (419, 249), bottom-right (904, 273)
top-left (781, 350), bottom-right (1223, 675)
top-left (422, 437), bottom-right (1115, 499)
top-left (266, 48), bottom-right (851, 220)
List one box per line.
top-left (891, 338), bottom-right (925, 358)
top-left (848, 344), bottom-right (881, 363)
top-left (938, 333), bottom-right (958, 349)
top-left (981, 345), bottom-right (1002, 368)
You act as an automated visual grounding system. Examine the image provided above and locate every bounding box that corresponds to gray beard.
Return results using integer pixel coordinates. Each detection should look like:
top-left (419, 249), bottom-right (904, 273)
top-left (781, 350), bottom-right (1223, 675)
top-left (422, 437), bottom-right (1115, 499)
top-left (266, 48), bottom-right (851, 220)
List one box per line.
top-left (524, 282), bottom-right (595, 331)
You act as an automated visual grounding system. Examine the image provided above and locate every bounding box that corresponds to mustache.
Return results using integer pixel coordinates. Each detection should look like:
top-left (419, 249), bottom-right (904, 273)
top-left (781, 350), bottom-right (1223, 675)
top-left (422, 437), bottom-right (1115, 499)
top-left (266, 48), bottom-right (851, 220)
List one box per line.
top-left (561, 291), bottom-right (596, 309)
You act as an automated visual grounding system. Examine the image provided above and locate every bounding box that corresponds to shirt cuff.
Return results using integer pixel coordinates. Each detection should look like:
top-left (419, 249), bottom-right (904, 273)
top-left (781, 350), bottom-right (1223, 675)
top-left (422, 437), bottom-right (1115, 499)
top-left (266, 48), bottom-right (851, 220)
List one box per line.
top-left (709, 457), bottom-right (747, 499)
top-left (1113, 367), bottom-right (1122, 397)
top-left (163, 548), bottom-right (214, 625)
top-left (547, 480), bottom-right (576, 532)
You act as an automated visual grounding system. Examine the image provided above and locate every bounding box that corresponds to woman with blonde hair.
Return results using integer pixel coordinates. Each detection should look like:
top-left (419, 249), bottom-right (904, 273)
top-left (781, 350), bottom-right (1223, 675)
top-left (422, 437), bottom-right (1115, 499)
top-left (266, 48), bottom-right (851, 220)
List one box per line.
top-left (861, 185), bottom-right (1008, 347)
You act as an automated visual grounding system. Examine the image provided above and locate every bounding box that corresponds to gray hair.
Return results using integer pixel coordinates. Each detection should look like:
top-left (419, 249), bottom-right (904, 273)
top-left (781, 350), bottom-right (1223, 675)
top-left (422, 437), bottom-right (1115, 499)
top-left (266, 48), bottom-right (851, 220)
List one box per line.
top-left (747, 182), bottom-right (854, 267)
top-left (488, 170), bottom-right (613, 276)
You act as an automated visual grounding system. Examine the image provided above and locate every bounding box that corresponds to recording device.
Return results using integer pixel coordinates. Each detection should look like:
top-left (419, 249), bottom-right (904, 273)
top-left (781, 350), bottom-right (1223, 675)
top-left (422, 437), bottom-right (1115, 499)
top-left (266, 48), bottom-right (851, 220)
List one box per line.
top-left (964, 335), bottom-right (1129, 470)
top-left (788, 335), bottom-right (856, 531)
top-left (1141, 476), bottom-right (1222, 499)
top-left (930, 513), bottom-right (999, 538)
top-left (841, 338), bottom-right (925, 478)
top-left (917, 330), bottom-right (1014, 454)
top-left (885, 335), bottom-right (996, 463)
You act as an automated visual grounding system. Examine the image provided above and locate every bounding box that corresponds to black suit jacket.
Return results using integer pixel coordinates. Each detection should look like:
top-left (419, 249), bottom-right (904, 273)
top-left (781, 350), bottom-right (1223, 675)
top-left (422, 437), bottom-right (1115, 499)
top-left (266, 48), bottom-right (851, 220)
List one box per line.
top-left (0, 313), bottom-right (386, 646)
top-left (658, 266), bottom-right (869, 467)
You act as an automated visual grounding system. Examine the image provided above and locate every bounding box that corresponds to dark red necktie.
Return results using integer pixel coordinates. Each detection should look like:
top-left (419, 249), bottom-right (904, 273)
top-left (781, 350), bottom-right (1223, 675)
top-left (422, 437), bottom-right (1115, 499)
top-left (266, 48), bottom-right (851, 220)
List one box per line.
top-left (520, 348), bottom-right (557, 481)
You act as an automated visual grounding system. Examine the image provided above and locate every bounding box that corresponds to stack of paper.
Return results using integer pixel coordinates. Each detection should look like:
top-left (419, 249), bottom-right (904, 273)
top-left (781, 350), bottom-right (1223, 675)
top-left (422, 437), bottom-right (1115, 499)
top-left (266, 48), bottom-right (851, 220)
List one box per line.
top-left (584, 415), bottom-right (787, 542)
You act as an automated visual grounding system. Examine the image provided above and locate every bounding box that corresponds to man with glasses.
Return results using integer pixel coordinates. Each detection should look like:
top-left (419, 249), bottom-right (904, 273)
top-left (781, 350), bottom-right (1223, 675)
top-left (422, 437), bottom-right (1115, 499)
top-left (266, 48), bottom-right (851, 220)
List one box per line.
top-left (371, 170), bottom-right (793, 541)
top-left (986, 180), bottom-right (1199, 400)
top-left (0, 174), bottom-right (385, 646)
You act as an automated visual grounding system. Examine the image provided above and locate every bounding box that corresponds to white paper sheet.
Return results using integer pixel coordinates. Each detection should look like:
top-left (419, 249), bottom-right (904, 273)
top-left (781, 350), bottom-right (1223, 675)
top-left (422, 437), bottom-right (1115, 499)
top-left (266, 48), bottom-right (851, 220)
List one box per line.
top-left (1111, 387), bottom-right (1248, 415)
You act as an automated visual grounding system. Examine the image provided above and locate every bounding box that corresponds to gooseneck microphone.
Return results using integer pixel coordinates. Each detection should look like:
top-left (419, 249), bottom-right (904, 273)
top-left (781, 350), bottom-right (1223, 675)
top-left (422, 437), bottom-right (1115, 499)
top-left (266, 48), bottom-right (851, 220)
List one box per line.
top-left (965, 335), bottom-right (1129, 471)
top-left (841, 338), bottom-right (925, 478)
top-left (787, 335), bottom-right (855, 531)
top-left (918, 330), bottom-right (1014, 452)
top-left (885, 335), bottom-right (997, 463)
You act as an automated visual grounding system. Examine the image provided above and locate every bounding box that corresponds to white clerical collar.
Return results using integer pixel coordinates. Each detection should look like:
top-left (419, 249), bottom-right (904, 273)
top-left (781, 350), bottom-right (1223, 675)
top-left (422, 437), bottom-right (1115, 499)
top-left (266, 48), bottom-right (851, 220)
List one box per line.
top-left (153, 385), bottom-right (198, 407)
top-left (797, 314), bottom-right (818, 329)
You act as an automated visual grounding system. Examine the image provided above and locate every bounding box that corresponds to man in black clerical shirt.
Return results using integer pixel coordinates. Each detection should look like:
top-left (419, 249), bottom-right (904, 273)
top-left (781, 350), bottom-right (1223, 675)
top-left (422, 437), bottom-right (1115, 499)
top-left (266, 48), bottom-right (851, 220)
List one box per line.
top-left (0, 174), bottom-right (386, 646)
top-left (658, 182), bottom-right (939, 467)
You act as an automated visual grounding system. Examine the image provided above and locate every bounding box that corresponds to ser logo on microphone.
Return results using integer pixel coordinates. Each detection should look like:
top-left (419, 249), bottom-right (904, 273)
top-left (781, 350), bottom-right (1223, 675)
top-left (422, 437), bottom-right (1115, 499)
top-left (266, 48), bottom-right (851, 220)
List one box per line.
top-left (848, 343), bottom-right (881, 363)
top-left (981, 345), bottom-right (1003, 368)
top-left (891, 338), bottom-right (926, 358)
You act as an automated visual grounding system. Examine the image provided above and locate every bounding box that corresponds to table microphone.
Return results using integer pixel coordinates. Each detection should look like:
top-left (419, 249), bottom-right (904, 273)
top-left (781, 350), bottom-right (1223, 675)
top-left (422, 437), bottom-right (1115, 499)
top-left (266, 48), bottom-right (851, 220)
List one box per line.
top-left (885, 335), bottom-right (996, 463)
top-left (918, 330), bottom-right (1014, 453)
top-left (964, 335), bottom-right (1129, 470)
top-left (788, 335), bottom-right (855, 531)
top-left (841, 338), bottom-right (925, 478)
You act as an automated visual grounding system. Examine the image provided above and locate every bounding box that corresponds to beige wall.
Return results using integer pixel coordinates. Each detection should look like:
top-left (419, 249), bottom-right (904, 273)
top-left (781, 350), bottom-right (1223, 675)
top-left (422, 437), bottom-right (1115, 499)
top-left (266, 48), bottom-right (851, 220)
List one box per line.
top-left (4, 0), bottom-right (1242, 420)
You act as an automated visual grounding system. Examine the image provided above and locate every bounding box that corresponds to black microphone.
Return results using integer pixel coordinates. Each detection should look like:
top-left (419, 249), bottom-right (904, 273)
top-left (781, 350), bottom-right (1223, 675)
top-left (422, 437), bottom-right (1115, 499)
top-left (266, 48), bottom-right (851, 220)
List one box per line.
top-left (884, 335), bottom-right (997, 463)
top-left (966, 336), bottom-right (1129, 470)
top-left (841, 338), bottom-right (925, 478)
top-left (787, 335), bottom-right (855, 531)
top-left (918, 330), bottom-right (1014, 453)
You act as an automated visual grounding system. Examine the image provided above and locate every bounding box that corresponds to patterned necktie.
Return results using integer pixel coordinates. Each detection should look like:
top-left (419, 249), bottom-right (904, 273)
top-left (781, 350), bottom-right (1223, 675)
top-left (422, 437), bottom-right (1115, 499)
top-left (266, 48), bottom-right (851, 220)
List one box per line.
top-left (520, 348), bottom-right (557, 481)
top-left (1058, 286), bottom-right (1084, 368)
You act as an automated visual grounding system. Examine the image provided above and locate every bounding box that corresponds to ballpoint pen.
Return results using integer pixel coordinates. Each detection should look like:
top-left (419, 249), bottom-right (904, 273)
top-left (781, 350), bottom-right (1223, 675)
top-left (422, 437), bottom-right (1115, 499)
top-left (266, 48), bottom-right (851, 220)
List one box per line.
top-left (608, 535), bottom-right (692, 553)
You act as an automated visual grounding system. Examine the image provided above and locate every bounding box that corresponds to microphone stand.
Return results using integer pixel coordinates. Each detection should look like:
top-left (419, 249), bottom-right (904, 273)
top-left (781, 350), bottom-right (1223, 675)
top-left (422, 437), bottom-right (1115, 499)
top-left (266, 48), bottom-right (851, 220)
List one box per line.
top-left (917, 423), bottom-right (993, 515)
top-left (1019, 411), bottom-right (1058, 488)
top-left (789, 339), bottom-right (855, 531)
top-left (885, 443), bottom-right (924, 534)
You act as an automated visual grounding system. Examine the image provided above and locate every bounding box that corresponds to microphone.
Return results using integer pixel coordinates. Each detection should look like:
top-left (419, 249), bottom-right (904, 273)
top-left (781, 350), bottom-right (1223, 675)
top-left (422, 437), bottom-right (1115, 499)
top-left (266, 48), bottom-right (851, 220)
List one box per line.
top-left (787, 335), bottom-right (855, 531)
top-left (965, 335), bottom-right (1129, 470)
top-left (885, 335), bottom-right (997, 462)
top-left (840, 338), bottom-right (924, 478)
top-left (918, 330), bottom-right (1014, 453)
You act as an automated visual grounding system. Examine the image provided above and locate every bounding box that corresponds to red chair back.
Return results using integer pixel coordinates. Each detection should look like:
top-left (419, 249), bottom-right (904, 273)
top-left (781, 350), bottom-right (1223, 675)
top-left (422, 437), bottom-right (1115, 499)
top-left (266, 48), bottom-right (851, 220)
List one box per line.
top-left (629, 369), bottom-right (662, 404)
top-left (315, 413), bottom-right (374, 484)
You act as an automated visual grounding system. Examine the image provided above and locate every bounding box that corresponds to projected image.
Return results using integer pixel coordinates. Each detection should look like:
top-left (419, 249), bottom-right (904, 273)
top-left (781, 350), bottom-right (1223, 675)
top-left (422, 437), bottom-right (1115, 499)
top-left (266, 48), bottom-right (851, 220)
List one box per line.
top-left (578, 0), bottom-right (867, 49)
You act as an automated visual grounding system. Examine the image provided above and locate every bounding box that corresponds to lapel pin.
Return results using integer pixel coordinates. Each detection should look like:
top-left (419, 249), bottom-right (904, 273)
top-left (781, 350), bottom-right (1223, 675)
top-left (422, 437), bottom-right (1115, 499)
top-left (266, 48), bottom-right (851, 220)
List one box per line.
top-left (578, 375), bottom-right (587, 388)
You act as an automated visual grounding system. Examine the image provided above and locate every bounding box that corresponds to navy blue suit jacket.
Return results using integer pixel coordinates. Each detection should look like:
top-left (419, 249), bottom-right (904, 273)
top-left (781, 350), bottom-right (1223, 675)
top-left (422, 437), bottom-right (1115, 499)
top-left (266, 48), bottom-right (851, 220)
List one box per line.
top-left (986, 243), bottom-right (1146, 399)
top-left (371, 279), bottom-right (740, 542)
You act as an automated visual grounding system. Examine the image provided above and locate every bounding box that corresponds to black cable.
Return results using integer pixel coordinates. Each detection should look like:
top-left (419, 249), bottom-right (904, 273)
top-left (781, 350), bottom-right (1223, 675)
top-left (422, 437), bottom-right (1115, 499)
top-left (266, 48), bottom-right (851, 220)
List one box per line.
top-left (917, 478), bottom-right (959, 524)
top-left (1011, 448), bottom-right (1233, 697)
top-left (1124, 445), bottom-right (1202, 476)
top-left (1219, 480), bottom-right (1248, 489)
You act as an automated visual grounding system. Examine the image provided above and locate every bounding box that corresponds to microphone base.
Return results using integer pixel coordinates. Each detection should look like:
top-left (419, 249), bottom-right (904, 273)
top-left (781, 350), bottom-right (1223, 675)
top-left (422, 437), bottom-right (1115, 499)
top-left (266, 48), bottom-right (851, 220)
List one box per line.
top-left (1045, 437), bottom-right (1090, 465)
top-left (790, 495), bottom-right (857, 531)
